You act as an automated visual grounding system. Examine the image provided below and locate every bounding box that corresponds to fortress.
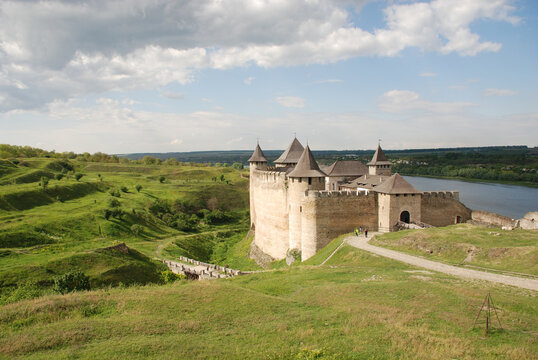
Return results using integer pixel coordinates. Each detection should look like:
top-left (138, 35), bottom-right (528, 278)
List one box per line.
top-left (248, 138), bottom-right (472, 261)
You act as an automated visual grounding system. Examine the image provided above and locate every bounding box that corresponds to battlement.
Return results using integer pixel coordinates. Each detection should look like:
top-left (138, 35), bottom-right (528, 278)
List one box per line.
top-left (306, 189), bottom-right (372, 198)
top-left (422, 191), bottom-right (459, 200)
top-left (252, 169), bottom-right (287, 183)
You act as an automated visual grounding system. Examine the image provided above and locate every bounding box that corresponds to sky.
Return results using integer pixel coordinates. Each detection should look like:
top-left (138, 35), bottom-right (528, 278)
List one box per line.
top-left (0, 0), bottom-right (537, 154)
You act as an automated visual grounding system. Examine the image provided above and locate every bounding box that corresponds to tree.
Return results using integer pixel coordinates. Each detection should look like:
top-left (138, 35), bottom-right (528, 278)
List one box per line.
top-left (219, 174), bottom-right (225, 182)
top-left (108, 198), bottom-right (121, 208)
top-left (159, 175), bottom-right (165, 183)
top-left (135, 184), bottom-right (142, 192)
top-left (75, 173), bottom-right (84, 181)
top-left (232, 162), bottom-right (244, 169)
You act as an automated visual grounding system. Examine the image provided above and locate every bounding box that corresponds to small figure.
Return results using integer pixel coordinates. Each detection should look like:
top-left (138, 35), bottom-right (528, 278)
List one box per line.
top-left (359, 226), bottom-right (363, 234)
top-left (354, 228), bottom-right (359, 237)
top-left (365, 229), bottom-right (368, 237)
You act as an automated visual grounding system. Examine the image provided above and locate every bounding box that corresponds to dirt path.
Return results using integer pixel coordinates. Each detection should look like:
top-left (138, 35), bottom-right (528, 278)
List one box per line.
top-left (346, 233), bottom-right (538, 291)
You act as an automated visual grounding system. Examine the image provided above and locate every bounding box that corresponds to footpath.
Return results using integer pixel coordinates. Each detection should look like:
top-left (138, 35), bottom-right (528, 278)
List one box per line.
top-left (346, 232), bottom-right (538, 291)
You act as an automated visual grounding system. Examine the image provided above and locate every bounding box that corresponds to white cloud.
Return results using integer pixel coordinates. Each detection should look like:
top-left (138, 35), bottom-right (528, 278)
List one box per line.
top-left (170, 139), bottom-right (183, 145)
top-left (0, 0), bottom-right (520, 111)
top-left (244, 77), bottom-right (255, 85)
top-left (483, 88), bottom-right (517, 97)
top-left (419, 72), bottom-right (438, 77)
top-left (162, 91), bottom-right (185, 100)
top-left (379, 90), bottom-right (474, 113)
top-left (276, 96), bottom-right (306, 108)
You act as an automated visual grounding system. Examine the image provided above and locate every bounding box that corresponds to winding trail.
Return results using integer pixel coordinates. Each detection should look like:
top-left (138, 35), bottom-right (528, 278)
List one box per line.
top-left (345, 233), bottom-right (538, 291)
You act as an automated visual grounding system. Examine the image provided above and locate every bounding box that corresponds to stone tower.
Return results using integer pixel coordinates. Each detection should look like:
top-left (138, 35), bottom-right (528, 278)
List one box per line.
top-left (274, 137), bottom-right (304, 167)
top-left (248, 143), bottom-right (268, 227)
top-left (367, 144), bottom-right (392, 176)
top-left (287, 145), bottom-right (326, 252)
top-left (375, 174), bottom-right (422, 232)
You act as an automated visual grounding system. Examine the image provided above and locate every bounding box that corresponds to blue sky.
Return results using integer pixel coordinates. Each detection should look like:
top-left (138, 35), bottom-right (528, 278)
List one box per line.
top-left (0, 0), bottom-right (536, 153)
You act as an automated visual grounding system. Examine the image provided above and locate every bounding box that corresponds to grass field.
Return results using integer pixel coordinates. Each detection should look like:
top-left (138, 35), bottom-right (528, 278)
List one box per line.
top-left (0, 245), bottom-right (536, 359)
top-left (0, 157), bottom-right (254, 303)
top-left (371, 224), bottom-right (538, 276)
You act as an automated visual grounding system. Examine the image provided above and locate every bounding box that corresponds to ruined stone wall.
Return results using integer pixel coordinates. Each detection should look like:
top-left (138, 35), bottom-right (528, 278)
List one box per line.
top-left (378, 193), bottom-right (421, 232)
top-left (300, 190), bottom-right (378, 260)
top-left (421, 192), bottom-right (471, 226)
top-left (471, 210), bottom-right (513, 227)
top-left (250, 170), bottom-right (290, 259)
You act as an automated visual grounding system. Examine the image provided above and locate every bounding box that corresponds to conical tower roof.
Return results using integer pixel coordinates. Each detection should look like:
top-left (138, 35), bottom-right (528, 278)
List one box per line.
top-left (367, 144), bottom-right (391, 165)
top-left (288, 146), bottom-right (326, 178)
top-left (374, 173), bottom-right (421, 194)
top-left (248, 144), bottom-right (267, 162)
top-left (274, 137), bottom-right (304, 164)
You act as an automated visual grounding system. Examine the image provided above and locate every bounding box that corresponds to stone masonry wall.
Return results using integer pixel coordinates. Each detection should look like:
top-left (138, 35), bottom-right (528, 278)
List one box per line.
top-left (421, 192), bottom-right (471, 226)
top-left (378, 193), bottom-right (421, 232)
top-left (300, 190), bottom-right (378, 260)
top-left (471, 210), bottom-right (513, 227)
top-left (251, 170), bottom-right (290, 259)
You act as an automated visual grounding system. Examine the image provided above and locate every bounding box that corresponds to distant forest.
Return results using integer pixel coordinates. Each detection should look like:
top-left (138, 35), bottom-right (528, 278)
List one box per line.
top-left (1, 144), bottom-right (537, 186)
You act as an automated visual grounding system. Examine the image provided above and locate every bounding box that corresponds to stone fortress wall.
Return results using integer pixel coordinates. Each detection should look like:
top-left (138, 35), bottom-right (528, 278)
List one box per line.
top-left (421, 191), bottom-right (472, 226)
top-left (300, 190), bottom-right (378, 259)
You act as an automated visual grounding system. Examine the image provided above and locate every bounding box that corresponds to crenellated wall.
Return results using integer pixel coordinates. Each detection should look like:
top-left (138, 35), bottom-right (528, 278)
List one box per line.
top-left (300, 190), bottom-right (378, 260)
top-left (421, 191), bottom-right (471, 226)
top-left (250, 169), bottom-right (290, 259)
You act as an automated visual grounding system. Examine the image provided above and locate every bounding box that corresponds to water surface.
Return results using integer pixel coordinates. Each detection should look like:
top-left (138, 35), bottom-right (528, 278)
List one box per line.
top-left (404, 176), bottom-right (538, 219)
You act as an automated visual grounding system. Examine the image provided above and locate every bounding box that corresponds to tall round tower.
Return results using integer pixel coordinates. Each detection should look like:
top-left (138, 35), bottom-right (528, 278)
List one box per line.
top-left (248, 143), bottom-right (268, 228)
top-left (287, 145), bottom-right (326, 253)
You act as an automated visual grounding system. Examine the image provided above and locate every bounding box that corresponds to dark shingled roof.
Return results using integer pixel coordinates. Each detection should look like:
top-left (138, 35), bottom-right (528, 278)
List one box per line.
top-left (248, 144), bottom-right (267, 162)
top-left (374, 173), bottom-right (421, 194)
top-left (367, 144), bottom-right (391, 165)
top-left (288, 145), bottom-right (326, 178)
top-left (326, 160), bottom-right (368, 177)
top-left (274, 138), bottom-right (304, 164)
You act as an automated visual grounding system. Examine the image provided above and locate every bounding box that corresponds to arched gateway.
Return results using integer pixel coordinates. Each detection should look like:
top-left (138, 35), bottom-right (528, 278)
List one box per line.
top-left (400, 210), bottom-right (410, 223)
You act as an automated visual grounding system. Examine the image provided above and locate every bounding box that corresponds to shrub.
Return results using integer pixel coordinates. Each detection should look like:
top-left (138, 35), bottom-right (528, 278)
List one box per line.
top-left (111, 208), bottom-right (125, 220)
top-left (160, 270), bottom-right (185, 284)
top-left (121, 186), bottom-right (129, 193)
top-left (172, 213), bottom-right (199, 232)
top-left (232, 162), bottom-right (244, 169)
top-left (53, 270), bottom-right (90, 294)
top-left (103, 209), bottom-right (112, 220)
top-left (130, 224), bottom-right (143, 236)
top-left (75, 173), bottom-right (84, 181)
top-left (205, 209), bottom-right (232, 225)
top-left (159, 175), bottom-right (165, 183)
top-left (55, 173), bottom-right (64, 181)
top-left (135, 184), bottom-right (142, 192)
top-left (108, 198), bottom-right (121, 208)
top-left (39, 176), bottom-right (49, 191)
top-left (109, 189), bottom-right (121, 197)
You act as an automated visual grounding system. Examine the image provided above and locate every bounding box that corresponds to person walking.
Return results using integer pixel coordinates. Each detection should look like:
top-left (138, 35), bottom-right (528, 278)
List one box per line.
top-left (354, 228), bottom-right (359, 237)
top-left (365, 229), bottom-right (368, 237)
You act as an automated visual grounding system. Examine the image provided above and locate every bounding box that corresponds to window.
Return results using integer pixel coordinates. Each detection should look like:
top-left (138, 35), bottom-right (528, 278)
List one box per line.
top-left (308, 177), bottom-right (312, 185)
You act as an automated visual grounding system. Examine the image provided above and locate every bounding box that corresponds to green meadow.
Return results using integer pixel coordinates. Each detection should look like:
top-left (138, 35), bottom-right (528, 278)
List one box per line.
top-left (0, 151), bottom-right (536, 359)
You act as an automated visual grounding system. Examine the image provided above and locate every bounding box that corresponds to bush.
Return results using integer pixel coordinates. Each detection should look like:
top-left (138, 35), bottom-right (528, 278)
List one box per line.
top-left (109, 189), bottom-right (121, 197)
top-left (53, 270), bottom-right (90, 294)
top-left (160, 270), bottom-right (185, 284)
top-left (55, 173), bottom-right (64, 181)
top-left (108, 198), bottom-right (121, 208)
top-left (121, 186), bottom-right (129, 193)
top-left (205, 209), bottom-right (232, 225)
top-left (104, 209), bottom-right (112, 220)
top-left (130, 224), bottom-right (143, 236)
top-left (75, 173), bottom-right (84, 181)
top-left (111, 208), bottom-right (125, 220)
top-left (172, 213), bottom-right (199, 232)
top-left (159, 175), bottom-right (165, 183)
top-left (232, 162), bottom-right (244, 169)
top-left (135, 184), bottom-right (142, 192)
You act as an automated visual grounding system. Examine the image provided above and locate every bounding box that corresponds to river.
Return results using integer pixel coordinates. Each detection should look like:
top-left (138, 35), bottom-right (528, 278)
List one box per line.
top-left (404, 176), bottom-right (538, 219)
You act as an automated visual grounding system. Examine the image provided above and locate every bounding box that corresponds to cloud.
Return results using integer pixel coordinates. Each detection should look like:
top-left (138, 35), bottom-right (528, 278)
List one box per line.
top-left (0, 0), bottom-right (520, 111)
top-left (170, 139), bottom-right (183, 145)
top-left (419, 72), bottom-right (438, 77)
top-left (276, 96), bottom-right (306, 108)
top-left (483, 88), bottom-right (517, 97)
top-left (162, 91), bottom-right (185, 100)
top-left (379, 90), bottom-right (474, 113)
top-left (244, 77), bottom-right (255, 85)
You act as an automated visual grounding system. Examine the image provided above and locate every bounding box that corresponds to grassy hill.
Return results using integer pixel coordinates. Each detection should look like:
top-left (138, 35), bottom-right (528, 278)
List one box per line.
top-left (371, 224), bottom-right (538, 276)
top-left (0, 245), bottom-right (536, 359)
top-left (0, 155), bottom-right (254, 304)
